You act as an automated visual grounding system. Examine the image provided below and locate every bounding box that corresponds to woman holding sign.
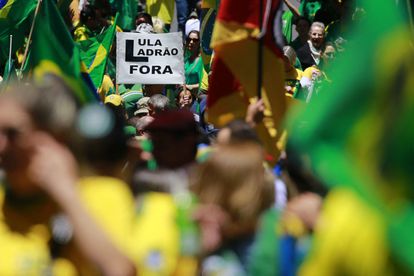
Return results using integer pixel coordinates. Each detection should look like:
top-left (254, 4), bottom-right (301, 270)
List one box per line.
top-left (184, 30), bottom-right (204, 95)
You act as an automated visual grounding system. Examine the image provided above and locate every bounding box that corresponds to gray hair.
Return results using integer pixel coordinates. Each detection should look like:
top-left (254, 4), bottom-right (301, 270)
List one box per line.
top-left (148, 94), bottom-right (170, 113)
top-left (310, 22), bottom-right (325, 33)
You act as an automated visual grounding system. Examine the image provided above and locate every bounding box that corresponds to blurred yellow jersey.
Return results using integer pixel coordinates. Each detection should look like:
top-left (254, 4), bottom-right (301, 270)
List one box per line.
top-left (0, 187), bottom-right (52, 275)
top-left (130, 192), bottom-right (199, 276)
top-left (58, 176), bottom-right (135, 275)
top-left (299, 189), bottom-right (399, 276)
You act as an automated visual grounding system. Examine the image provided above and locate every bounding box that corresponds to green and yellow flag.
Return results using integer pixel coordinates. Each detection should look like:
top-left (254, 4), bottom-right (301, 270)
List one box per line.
top-left (288, 0), bottom-right (414, 272)
top-left (111, 0), bottom-right (137, 30)
top-left (78, 14), bottom-right (118, 89)
top-left (0, 0), bottom-right (37, 65)
top-left (30, 0), bottom-right (98, 104)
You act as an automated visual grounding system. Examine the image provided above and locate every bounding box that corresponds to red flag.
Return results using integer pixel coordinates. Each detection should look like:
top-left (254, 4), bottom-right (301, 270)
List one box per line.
top-left (207, 0), bottom-right (286, 161)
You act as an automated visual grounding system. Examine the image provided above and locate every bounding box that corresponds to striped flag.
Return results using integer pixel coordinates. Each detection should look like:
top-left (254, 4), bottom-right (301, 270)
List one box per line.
top-left (78, 14), bottom-right (118, 89)
top-left (30, 0), bottom-right (98, 104)
top-left (207, 0), bottom-right (286, 162)
top-left (0, 0), bottom-right (37, 65)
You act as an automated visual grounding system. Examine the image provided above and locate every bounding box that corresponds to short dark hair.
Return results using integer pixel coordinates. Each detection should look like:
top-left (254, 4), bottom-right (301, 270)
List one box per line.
top-left (80, 5), bottom-right (96, 22)
top-left (136, 12), bottom-right (153, 26)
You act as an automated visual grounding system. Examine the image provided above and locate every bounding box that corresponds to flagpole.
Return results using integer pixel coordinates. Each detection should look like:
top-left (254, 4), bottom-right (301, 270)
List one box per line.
top-left (8, 35), bottom-right (12, 73)
top-left (19, 0), bottom-right (43, 74)
top-left (257, 0), bottom-right (264, 99)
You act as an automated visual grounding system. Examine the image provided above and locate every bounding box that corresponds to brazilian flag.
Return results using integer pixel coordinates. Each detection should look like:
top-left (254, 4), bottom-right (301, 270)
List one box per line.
top-left (0, 0), bottom-right (37, 65)
top-left (78, 14), bottom-right (118, 89)
top-left (288, 0), bottom-right (414, 272)
top-left (110, 0), bottom-right (137, 31)
top-left (30, 0), bottom-right (98, 104)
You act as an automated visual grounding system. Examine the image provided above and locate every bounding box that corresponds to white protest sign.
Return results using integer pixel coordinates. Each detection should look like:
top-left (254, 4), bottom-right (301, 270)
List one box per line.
top-left (116, 32), bottom-right (184, 84)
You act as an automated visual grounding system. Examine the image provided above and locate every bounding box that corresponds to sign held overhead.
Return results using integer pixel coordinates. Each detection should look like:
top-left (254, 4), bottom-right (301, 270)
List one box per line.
top-left (117, 32), bottom-right (184, 84)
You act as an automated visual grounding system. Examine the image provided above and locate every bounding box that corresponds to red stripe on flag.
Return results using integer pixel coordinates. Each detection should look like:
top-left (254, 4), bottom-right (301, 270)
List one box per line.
top-left (207, 57), bottom-right (241, 108)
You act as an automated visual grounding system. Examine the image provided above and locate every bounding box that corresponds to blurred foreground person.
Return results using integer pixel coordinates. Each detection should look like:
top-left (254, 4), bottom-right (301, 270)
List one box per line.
top-left (191, 142), bottom-right (275, 275)
top-left (66, 104), bottom-right (137, 275)
top-left (0, 79), bottom-right (135, 275)
top-left (130, 109), bottom-right (201, 275)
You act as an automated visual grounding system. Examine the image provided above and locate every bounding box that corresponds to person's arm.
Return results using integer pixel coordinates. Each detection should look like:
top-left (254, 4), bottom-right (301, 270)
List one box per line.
top-left (245, 99), bottom-right (265, 128)
top-left (284, 0), bottom-right (300, 17)
top-left (29, 132), bottom-right (136, 276)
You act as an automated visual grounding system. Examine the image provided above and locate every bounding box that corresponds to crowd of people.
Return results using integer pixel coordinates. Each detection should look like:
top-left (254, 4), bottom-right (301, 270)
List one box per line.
top-left (0, 0), bottom-right (413, 275)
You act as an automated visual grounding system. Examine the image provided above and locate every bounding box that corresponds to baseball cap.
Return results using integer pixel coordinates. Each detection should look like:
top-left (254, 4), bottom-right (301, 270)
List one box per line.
top-left (104, 94), bottom-right (123, 106)
top-left (134, 96), bottom-right (150, 116)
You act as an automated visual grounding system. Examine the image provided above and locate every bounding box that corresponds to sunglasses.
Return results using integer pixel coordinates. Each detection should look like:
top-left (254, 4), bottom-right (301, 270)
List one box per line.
top-left (186, 37), bottom-right (200, 43)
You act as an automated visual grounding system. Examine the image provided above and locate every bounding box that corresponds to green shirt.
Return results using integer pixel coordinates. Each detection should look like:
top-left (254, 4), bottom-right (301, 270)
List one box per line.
top-left (184, 52), bottom-right (204, 86)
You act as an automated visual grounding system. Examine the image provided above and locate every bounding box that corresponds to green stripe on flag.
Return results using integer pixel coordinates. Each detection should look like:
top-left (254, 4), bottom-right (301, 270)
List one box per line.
top-left (78, 14), bottom-right (118, 89)
top-left (0, 0), bottom-right (37, 64)
top-left (30, 0), bottom-right (98, 104)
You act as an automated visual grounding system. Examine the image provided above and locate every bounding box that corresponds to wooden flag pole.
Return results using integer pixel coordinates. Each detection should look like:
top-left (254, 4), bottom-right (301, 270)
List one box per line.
top-left (19, 0), bottom-right (43, 74)
top-left (257, 0), bottom-right (264, 99)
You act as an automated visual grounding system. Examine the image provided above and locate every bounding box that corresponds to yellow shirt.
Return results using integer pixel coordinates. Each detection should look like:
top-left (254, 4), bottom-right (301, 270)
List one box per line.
top-left (60, 176), bottom-right (136, 275)
top-left (146, 0), bottom-right (175, 24)
top-left (299, 189), bottom-right (397, 276)
top-left (130, 192), bottom-right (181, 275)
top-left (0, 187), bottom-right (52, 275)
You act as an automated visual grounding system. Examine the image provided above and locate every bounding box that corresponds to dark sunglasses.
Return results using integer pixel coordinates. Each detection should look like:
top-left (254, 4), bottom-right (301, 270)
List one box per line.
top-left (186, 37), bottom-right (199, 42)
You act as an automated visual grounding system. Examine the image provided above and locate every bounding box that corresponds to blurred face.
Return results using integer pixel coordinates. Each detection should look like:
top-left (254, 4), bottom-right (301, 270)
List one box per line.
top-left (186, 32), bottom-right (200, 53)
top-left (323, 45), bottom-right (336, 59)
top-left (0, 99), bottom-right (33, 170)
top-left (216, 128), bottom-right (231, 145)
top-left (150, 130), bottom-right (197, 169)
top-left (135, 15), bottom-right (151, 28)
top-left (0, 99), bottom-right (40, 195)
top-left (322, 45), bottom-right (336, 66)
top-left (309, 26), bottom-right (324, 49)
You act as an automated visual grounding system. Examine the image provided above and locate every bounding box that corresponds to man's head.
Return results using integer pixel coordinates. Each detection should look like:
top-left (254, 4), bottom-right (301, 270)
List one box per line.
top-left (0, 77), bottom-right (78, 195)
top-left (135, 116), bottom-right (154, 136)
top-left (294, 16), bottom-right (311, 39)
top-left (145, 109), bottom-right (198, 169)
top-left (309, 22), bottom-right (325, 49)
top-left (148, 94), bottom-right (170, 115)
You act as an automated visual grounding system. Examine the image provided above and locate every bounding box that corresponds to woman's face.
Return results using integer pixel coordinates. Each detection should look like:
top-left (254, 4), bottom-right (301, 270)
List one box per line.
top-left (186, 32), bottom-right (200, 53)
top-left (0, 99), bottom-right (34, 171)
top-left (178, 89), bottom-right (193, 109)
top-left (309, 26), bottom-right (324, 49)
top-left (0, 99), bottom-right (41, 195)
